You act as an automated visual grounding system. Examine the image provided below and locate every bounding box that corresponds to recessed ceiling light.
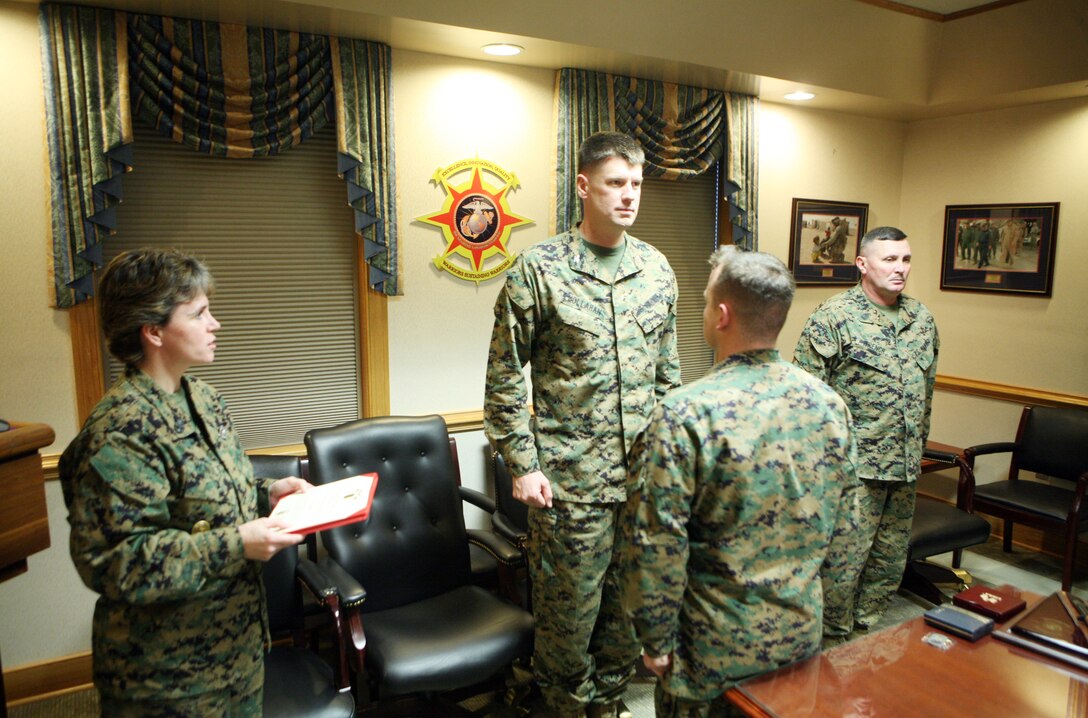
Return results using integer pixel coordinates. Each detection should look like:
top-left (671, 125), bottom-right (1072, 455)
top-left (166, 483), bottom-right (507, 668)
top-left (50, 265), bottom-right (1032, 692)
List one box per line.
top-left (482, 43), bottom-right (524, 56)
top-left (785, 91), bottom-right (815, 101)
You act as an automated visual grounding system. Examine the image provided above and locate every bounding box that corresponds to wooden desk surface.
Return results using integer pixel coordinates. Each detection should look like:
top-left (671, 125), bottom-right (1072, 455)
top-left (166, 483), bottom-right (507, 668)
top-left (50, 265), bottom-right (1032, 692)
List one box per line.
top-left (728, 589), bottom-right (1088, 717)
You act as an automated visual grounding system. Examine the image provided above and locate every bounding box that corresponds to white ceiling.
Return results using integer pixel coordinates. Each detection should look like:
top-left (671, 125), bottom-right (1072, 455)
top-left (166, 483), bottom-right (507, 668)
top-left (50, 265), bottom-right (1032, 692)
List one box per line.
top-left (18, 0), bottom-right (1087, 121)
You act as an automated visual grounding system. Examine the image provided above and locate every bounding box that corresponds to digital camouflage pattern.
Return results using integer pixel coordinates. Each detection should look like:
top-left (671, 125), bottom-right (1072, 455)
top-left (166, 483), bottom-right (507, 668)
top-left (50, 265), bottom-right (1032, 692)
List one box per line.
top-left (794, 283), bottom-right (939, 635)
top-left (528, 501), bottom-right (637, 716)
top-left (484, 229), bottom-right (681, 504)
top-left (485, 228), bottom-right (679, 715)
top-left (850, 479), bottom-right (918, 629)
top-left (819, 478), bottom-right (920, 637)
top-left (792, 284), bottom-right (938, 482)
top-left (621, 350), bottom-right (858, 703)
top-left (59, 368), bottom-right (272, 708)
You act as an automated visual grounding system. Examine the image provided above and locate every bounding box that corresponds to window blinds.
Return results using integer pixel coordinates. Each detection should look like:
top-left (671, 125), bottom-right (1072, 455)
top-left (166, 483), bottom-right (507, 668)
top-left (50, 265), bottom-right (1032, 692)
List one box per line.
top-left (106, 123), bottom-right (360, 448)
top-left (632, 170), bottom-right (719, 385)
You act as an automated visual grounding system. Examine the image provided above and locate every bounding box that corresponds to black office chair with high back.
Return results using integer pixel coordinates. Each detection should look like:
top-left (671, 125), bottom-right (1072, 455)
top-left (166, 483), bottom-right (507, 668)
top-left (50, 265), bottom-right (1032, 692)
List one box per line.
top-left (901, 447), bottom-right (992, 604)
top-left (250, 454), bottom-right (357, 718)
top-left (484, 448), bottom-right (530, 610)
top-left (304, 416), bottom-right (534, 714)
top-left (444, 437), bottom-right (512, 594)
top-left (488, 449), bottom-right (529, 552)
top-left (960, 404), bottom-right (1088, 591)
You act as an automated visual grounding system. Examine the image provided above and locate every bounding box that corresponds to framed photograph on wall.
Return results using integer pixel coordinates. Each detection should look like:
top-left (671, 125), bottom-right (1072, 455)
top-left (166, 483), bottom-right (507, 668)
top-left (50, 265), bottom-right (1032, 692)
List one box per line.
top-left (787, 198), bottom-right (869, 285)
top-left (940, 202), bottom-right (1059, 296)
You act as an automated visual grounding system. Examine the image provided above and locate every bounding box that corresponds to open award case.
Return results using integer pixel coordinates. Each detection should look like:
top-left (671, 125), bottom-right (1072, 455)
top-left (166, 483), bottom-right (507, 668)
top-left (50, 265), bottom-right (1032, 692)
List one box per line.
top-left (993, 591), bottom-right (1088, 671)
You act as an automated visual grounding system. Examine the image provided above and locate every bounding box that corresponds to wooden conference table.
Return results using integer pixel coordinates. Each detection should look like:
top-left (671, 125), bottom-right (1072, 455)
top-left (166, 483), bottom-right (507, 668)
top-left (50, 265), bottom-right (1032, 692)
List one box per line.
top-left (726, 589), bottom-right (1088, 717)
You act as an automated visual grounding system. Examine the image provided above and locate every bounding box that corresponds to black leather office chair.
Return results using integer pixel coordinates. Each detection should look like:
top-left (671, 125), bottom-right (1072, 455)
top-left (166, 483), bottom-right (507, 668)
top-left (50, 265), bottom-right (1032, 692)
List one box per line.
top-left (444, 437), bottom-right (508, 593)
top-left (901, 448), bottom-right (992, 603)
top-left (488, 449), bottom-right (529, 553)
top-left (304, 416), bottom-right (534, 714)
top-left (483, 448), bottom-right (530, 610)
top-left (250, 454), bottom-right (356, 718)
top-left (961, 405), bottom-right (1088, 591)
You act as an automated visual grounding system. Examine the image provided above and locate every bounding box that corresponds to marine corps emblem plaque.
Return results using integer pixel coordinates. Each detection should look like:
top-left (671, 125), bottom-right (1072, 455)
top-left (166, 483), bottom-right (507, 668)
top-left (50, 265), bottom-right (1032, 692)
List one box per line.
top-left (417, 158), bottom-right (533, 284)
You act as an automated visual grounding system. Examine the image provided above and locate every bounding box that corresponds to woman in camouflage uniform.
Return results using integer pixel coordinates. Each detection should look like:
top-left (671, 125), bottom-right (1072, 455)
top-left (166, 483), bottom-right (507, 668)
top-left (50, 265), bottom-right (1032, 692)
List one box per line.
top-left (60, 249), bottom-right (309, 717)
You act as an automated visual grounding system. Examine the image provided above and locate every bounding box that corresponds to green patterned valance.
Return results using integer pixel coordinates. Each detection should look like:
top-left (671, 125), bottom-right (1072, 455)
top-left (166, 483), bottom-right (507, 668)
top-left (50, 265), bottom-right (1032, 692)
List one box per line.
top-left (127, 14), bottom-right (335, 158)
top-left (40, 3), bottom-right (399, 305)
top-left (554, 68), bottom-right (757, 250)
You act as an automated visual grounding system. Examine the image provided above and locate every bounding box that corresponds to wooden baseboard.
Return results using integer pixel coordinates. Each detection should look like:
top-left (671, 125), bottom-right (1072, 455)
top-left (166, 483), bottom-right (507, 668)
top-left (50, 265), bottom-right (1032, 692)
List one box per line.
top-left (4, 651), bottom-right (92, 704)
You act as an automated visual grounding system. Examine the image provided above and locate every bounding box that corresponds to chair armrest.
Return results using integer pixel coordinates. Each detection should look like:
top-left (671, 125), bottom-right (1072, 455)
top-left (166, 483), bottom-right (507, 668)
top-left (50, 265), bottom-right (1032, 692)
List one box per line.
top-left (467, 528), bottom-right (523, 567)
top-left (296, 556), bottom-right (366, 691)
top-left (963, 441), bottom-right (1018, 465)
top-left (296, 556), bottom-right (337, 604)
top-left (459, 485), bottom-right (497, 515)
top-left (319, 557), bottom-right (367, 608)
top-left (922, 446), bottom-right (959, 465)
top-left (318, 557), bottom-right (368, 680)
top-left (951, 454), bottom-right (978, 512)
top-left (1069, 471), bottom-right (1088, 522)
top-left (492, 514), bottom-right (527, 549)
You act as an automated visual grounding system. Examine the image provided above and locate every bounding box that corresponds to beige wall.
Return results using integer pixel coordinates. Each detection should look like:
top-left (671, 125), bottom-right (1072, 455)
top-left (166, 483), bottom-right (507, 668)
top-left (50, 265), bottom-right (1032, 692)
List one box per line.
top-left (757, 102), bottom-right (908, 356)
top-left (1, 0), bottom-right (1085, 673)
top-left (386, 49), bottom-right (555, 416)
top-left (0, 2), bottom-right (79, 450)
top-left (901, 97), bottom-right (1088, 395)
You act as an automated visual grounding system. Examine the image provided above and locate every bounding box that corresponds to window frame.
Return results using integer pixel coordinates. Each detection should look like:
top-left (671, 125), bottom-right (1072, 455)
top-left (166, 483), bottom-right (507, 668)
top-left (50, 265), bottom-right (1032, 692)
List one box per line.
top-left (67, 242), bottom-right (390, 443)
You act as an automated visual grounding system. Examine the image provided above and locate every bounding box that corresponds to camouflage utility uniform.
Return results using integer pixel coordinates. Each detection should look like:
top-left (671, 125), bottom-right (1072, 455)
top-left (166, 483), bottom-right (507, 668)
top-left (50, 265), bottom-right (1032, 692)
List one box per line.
top-left (622, 349), bottom-right (857, 717)
top-left (794, 284), bottom-right (939, 635)
top-left (485, 229), bottom-right (680, 716)
top-left (60, 368), bottom-right (271, 717)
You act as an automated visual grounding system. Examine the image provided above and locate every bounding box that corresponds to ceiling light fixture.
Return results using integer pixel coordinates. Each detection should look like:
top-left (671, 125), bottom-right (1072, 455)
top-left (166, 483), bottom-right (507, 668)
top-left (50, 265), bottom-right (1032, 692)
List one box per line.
top-left (482, 43), bottom-right (524, 57)
top-left (785, 91), bottom-right (815, 101)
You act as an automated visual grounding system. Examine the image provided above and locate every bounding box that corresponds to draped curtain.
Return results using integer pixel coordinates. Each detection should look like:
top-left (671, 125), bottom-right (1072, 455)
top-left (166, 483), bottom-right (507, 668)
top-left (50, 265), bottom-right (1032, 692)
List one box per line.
top-left (40, 4), bottom-right (133, 306)
top-left (39, 2), bottom-right (398, 306)
top-left (553, 68), bottom-right (757, 250)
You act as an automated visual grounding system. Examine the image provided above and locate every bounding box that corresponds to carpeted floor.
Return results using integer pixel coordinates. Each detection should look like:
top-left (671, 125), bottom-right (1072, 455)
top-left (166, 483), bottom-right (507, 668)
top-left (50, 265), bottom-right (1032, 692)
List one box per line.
top-left (10, 537), bottom-right (1076, 718)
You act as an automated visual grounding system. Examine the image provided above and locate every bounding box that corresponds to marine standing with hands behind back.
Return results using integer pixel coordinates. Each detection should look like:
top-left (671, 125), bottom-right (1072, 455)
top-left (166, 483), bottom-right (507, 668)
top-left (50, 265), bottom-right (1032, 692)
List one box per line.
top-left (485, 131), bottom-right (680, 718)
top-left (794, 226), bottom-right (939, 645)
top-left (621, 247), bottom-right (857, 718)
top-left (60, 248), bottom-right (311, 717)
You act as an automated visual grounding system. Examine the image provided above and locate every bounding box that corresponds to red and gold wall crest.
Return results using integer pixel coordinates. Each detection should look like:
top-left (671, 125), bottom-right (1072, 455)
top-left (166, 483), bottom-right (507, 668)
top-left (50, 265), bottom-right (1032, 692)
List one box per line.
top-left (417, 158), bottom-right (532, 283)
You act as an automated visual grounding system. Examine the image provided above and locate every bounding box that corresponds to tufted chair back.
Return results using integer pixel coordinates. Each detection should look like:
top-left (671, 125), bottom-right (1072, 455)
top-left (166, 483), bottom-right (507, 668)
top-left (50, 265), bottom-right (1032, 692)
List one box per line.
top-left (304, 415), bottom-right (471, 613)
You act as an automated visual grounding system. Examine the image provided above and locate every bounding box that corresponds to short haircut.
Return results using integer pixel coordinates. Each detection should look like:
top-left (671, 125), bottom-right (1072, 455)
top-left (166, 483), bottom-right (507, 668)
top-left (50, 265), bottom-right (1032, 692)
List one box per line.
top-left (707, 246), bottom-right (795, 339)
top-left (577, 131), bottom-right (645, 174)
top-left (98, 248), bottom-right (215, 367)
top-left (859, 225), bottom-right (907, 253)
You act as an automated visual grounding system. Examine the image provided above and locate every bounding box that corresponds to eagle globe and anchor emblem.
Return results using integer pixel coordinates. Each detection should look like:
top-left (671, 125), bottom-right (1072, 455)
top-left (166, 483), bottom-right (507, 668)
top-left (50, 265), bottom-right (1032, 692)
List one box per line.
top-left (417, 158), bottom-right (533, 283)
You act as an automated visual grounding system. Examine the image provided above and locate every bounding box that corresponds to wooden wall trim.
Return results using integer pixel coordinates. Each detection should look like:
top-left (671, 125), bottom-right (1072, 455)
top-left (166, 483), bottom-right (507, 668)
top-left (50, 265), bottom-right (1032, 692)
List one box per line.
top-left (935, 374), bottom-right (1088, 409)
top-left (47, 366), bottom-right (1088, 483)
top-left (68, 298), bottom-right (105, 426)
top-left (65, 241), bottom-right (391, 467)
top-left (357, 249), bottom-right (390, 418)
top-left (43, 411), bottom-right (483, 481)
top-left (3, 651), bottom-right (92, 705)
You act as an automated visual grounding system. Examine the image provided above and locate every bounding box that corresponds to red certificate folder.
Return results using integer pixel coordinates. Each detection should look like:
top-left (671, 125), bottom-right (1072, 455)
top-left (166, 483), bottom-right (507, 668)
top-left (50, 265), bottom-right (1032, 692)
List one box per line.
top-left (953, 585), bottom-right (1028, 622)
top-left (269, 473), bottom-right (379, 534)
